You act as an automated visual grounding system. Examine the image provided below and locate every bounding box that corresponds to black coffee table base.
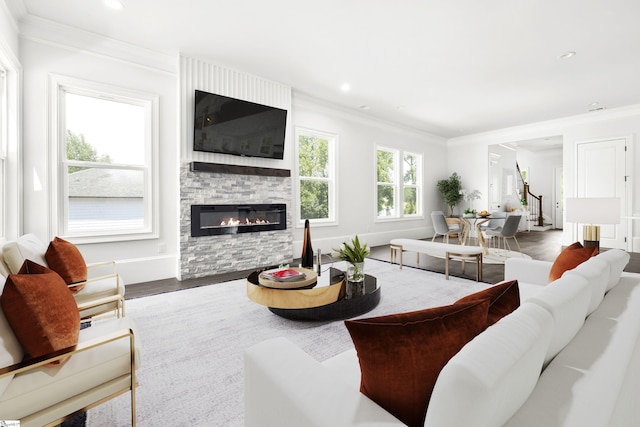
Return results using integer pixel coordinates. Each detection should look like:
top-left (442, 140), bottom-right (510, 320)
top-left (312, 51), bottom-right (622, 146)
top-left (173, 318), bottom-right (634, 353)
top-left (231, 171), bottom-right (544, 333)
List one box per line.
top-left (269, 278), bottom-right (380, 321)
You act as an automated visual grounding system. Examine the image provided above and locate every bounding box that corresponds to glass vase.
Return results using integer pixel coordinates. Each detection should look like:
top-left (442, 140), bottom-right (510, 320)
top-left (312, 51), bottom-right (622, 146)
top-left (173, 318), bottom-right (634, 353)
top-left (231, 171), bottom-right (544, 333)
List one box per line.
top-left (347, 261), bottom-right (365, 283)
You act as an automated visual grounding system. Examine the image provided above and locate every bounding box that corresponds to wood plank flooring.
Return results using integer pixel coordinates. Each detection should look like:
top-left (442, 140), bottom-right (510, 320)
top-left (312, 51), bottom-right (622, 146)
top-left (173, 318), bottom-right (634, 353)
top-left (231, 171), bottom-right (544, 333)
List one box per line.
top-left (125, 229), bottom-right (639, 298)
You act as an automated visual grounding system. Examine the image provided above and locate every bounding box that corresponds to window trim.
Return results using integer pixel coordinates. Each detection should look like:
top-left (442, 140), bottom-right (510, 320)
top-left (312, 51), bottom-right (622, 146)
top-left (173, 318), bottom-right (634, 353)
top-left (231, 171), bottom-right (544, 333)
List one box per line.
top-left (49, 74), bottom-right (159, 243)
top-left (375, 145), bottom-right (424, 222)
top-left (294, 126), bottom-right (338, 227)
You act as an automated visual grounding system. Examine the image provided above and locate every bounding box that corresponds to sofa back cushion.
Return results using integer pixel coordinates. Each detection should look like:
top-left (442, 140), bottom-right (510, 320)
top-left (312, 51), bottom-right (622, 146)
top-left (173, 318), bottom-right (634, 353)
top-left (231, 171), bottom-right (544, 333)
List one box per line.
top-left (563, 257), bottom-right (610, 315)
top-left (424, 302), bottom-right (554, 427)
top-left (344, 300), bottom-right (489, 427)
top-left (527, 275), bottom-right (591, 365)
top-left (595, 249), bottom-right (630, 291)
top-left (0, 273), bottom-right (25, 397)
top-left (2, 234), bottom-right (48, 274)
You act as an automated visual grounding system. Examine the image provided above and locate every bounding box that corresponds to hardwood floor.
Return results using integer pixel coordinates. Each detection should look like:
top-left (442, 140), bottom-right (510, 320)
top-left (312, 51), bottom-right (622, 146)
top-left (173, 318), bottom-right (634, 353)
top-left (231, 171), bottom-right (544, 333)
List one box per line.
top-left (125, 229), bottom-right (640, 298)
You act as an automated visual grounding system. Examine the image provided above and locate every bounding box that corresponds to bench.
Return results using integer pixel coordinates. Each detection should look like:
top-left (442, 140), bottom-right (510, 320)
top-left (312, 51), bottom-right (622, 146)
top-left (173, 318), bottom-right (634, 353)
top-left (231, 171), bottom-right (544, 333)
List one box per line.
top-left (389, 238), bottom-right (483, 281)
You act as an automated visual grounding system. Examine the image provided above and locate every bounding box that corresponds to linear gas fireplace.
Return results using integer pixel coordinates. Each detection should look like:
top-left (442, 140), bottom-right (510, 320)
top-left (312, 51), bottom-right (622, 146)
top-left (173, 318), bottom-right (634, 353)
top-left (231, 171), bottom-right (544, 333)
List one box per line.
top-left (191, 204), bottom-right (287, 237)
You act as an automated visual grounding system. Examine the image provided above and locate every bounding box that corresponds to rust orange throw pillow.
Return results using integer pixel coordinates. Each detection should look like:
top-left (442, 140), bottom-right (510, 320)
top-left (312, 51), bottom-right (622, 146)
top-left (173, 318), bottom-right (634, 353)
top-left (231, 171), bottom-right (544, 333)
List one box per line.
top-left (45, 237), bottom-right (87, 292)
top-left (344, 300), bottom-right (489, 427)
top-left (549, 242), bottom-right (597, 282)
top-left (1, 260), bottom-right (80, 364)
top-left (455, 280), bottom-right (520, 326)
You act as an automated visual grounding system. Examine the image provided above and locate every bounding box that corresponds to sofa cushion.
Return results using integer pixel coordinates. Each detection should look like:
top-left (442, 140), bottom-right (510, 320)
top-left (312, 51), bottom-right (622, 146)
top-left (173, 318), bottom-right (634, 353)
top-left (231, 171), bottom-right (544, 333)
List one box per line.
top-left (455, 279), bottom-right (520, 326)
top-left (1, 234), bottom-right (48, 274)
top-left (344, 300), bottom-right (489, 427)
top-left (563, 257), bottom-right (610, 315)
top-left (0, 273), bottom-right (25, 397)
top-left (424, 302), bottom-right (554, 427)
top-left (549, 242), bottom-right (597, 282)
top-left (595, 249), bottom-right (630, 291)
top-left (527, 274), bottom-right (591, 365)
top-left (1, 260), bottom-right (80, 363)
top-left (45, 237), bottom-right (87, 292)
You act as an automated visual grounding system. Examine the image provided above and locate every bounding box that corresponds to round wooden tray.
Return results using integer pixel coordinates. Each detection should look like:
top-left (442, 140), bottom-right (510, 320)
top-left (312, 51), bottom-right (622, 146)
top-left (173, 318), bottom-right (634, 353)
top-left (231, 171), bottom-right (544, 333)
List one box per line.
top-left (258, 267), bottom-right (318, 289)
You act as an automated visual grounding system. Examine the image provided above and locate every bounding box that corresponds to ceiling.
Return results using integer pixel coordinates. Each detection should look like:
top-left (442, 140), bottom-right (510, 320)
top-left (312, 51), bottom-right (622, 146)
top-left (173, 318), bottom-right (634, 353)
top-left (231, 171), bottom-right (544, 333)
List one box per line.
top-left (9, 0), bottom-right (640, 138)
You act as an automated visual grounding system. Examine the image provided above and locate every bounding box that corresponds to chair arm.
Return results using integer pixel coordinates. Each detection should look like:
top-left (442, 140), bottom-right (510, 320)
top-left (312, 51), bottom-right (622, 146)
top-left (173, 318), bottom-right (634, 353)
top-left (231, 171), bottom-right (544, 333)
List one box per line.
top-left (245, 337), bottom-right (404, 427)
top-left (76, 293), bottom-right (125, 314)
top-left (67, 272), bottom-right (121, 292)
top-left (0, 328), bottom-right (135, 379)
top-left (86, 260), bottom-right (117, 272)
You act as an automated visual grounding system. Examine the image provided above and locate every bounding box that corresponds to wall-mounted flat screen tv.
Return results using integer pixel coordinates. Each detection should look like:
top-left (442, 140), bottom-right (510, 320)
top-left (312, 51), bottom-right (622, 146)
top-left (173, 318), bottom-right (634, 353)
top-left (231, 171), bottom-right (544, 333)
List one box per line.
top-left (193, 90), bottom-right (287, 160)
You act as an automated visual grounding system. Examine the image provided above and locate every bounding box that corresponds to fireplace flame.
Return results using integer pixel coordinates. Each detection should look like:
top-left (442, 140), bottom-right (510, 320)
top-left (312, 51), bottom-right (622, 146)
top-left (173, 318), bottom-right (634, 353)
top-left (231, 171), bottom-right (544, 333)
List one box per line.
top-left (220, 218), bottom-right (270, 226)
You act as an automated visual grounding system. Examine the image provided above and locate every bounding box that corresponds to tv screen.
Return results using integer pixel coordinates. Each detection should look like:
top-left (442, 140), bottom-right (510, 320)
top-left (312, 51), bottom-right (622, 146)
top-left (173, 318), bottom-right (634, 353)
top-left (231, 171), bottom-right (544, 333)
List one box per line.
top-left (193, 90), bottom-right (287, 160)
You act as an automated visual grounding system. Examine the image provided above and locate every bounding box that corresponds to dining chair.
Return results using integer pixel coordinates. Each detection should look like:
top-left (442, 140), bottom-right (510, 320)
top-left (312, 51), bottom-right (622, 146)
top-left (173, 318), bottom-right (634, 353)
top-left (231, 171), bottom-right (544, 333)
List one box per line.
top-left (485, 215), bottom-right (523, 253)
top-left (431, 211), bottom-right (462, 244)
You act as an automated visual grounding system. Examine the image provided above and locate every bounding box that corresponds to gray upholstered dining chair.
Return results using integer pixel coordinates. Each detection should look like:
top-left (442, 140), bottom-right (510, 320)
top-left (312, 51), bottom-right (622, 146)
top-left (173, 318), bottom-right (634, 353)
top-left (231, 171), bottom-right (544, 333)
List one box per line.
top-left (485, 214), bottom-right (522, 253)
top-left (431, 211), bottom-right (463, 244)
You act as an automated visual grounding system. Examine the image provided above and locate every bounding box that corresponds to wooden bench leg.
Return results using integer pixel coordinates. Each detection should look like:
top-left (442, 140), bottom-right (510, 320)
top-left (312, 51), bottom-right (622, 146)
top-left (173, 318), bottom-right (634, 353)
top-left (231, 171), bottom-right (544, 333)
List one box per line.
top-left (390, 244), bottom-right (403, 269)
top-left (445, 252), bottom-right (450, 280)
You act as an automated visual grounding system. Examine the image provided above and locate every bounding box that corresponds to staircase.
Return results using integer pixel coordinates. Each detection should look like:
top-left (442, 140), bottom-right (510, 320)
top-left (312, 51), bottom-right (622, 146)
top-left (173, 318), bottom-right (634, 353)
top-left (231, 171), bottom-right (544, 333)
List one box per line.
top-left (517, 163), bottom-right (553, 230)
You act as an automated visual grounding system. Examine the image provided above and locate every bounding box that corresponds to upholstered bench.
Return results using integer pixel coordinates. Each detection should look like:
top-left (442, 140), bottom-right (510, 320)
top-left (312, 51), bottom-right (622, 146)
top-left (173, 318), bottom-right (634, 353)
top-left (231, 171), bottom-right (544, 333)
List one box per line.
top-left (389, 238), bottom-right (483, 281)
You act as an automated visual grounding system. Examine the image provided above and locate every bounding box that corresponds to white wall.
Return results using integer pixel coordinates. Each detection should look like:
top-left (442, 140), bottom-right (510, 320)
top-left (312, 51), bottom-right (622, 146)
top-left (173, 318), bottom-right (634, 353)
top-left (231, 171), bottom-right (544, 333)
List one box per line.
top-left (19, 36), bottom-right (180, 284)
top-left (292, 94), bottom-right (449, 256)
top-left (448, 105), bottom-right (640, 248)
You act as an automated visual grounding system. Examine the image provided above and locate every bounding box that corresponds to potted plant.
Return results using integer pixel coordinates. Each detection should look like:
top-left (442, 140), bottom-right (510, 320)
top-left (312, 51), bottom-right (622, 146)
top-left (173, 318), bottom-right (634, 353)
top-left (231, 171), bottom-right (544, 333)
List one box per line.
top-left (333, 235), bottom-right (370, 282)
top-left (437, 172), bottom-right (463, 216)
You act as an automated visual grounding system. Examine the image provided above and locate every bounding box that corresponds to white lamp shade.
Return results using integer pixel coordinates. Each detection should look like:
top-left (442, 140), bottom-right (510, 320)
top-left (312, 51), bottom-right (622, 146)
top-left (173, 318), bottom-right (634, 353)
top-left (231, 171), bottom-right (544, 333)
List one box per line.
top-left (565, 198), bottom-right (621, 224)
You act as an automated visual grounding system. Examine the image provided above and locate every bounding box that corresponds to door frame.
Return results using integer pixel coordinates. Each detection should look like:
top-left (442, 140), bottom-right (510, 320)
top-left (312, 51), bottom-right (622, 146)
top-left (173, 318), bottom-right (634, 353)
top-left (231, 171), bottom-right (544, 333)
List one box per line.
top-left (574, 135), bottom-right (633, 251)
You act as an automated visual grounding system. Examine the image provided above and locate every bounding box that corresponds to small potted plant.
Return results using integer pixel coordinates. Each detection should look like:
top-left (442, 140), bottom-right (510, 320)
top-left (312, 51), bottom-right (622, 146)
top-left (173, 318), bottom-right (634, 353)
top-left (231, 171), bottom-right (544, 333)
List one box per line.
top-left (333, 235), bottom-right (370, 282)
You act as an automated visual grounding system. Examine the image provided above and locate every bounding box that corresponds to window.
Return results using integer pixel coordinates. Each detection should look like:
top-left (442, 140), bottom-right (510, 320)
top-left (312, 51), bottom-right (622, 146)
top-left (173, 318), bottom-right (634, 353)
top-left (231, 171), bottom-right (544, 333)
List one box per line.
top-left (296, 128), bottom-right (336, 224)
top-left (376, 147), bottom-right (422, 219)
top-left (51, 75), bottom-right (158, 241)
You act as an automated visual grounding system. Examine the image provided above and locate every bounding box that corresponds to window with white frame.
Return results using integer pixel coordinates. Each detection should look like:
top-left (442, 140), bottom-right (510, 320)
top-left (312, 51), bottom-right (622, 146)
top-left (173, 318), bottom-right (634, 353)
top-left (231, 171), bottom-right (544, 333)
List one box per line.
top-left (296, 128), bottom-right (336, 224)
top-left (376, 147), bottom-right (422, 219)
top-left (52, 76), bottom-right (158, 240)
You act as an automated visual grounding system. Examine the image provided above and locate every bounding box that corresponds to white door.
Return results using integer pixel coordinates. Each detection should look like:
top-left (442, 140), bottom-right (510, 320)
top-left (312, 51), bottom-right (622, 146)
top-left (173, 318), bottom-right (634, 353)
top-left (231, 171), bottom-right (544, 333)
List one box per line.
top-left (576, 138), bottom-right (627, 249)
top-left (554, 167), bottom-right (564, 229)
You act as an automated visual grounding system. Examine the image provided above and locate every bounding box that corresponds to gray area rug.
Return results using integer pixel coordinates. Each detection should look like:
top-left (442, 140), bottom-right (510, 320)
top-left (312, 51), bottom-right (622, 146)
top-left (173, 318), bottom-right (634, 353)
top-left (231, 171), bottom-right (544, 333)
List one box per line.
top-left (87, 259), bottom-right (491, 426)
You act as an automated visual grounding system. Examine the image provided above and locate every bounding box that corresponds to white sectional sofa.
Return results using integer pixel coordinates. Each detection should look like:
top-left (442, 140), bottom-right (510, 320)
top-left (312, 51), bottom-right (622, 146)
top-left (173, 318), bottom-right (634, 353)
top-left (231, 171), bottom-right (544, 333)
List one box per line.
top-left (245, 248), bottom-right (639, 427)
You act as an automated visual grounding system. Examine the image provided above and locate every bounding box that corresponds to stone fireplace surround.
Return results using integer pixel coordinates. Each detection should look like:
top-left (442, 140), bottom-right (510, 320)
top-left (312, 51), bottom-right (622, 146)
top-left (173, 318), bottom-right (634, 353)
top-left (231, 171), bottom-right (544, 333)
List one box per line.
top-left (180, 162), bottom-right (293, 280)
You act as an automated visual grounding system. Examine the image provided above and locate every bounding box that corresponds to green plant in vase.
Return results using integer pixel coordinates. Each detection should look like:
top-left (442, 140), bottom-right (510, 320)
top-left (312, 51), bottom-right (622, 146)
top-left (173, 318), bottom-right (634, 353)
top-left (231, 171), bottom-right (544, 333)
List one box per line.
top-left (333, 235), bottom-right (370, 282)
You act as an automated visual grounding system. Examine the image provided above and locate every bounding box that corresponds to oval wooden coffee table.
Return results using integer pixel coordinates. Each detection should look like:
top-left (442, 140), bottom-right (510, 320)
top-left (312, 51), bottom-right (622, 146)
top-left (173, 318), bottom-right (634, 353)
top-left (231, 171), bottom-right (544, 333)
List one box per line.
top-left (246, 267), bottom-right (380, 321)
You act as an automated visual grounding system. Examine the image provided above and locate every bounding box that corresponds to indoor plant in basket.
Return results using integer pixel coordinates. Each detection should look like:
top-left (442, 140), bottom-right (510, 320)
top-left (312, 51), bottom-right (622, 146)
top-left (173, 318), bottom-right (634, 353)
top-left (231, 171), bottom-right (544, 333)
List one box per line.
top-left (333, 235), bottom-right (370, 282)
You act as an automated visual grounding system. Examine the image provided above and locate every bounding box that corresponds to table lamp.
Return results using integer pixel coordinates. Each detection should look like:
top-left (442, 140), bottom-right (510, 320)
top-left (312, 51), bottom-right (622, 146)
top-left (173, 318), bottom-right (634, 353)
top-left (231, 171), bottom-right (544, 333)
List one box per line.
top-left (565, 197), bottom-right (620, 251)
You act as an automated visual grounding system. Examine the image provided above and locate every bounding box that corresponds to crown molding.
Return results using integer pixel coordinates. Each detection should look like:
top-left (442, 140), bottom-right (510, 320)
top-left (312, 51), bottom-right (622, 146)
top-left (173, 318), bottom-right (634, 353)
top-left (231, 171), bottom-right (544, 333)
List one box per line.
top-left (20, 14), bottom-right (177, 75)
top-left (448, 103), bottom-right (640, 147)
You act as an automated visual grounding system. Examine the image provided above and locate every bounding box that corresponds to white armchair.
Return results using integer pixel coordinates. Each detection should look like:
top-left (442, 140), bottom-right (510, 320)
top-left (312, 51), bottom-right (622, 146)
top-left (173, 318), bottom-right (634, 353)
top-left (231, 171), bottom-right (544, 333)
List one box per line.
top-left (0, 234), bottom-right (125, 320)
top-left (0, 313), bottom-right (139, 426)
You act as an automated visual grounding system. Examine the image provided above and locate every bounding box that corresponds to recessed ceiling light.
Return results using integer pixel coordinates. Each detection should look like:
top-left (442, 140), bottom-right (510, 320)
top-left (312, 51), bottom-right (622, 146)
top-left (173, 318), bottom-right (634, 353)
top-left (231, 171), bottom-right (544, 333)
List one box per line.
top-left (359, 105), bottom-right (370, 110)
top-left (395, 105), bottom-right (405, 111)
top-left (340, 83), bottom-right (351, 92)
top-left (104, 0), bottom-right (124, 10)
top-left (558, 51), bottom-right (576, 60)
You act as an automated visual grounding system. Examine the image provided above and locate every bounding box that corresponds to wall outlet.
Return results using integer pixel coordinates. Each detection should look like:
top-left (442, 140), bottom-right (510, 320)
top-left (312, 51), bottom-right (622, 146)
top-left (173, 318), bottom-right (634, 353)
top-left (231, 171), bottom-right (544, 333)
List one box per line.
top-left (157, 243), bottom-right (166, 253)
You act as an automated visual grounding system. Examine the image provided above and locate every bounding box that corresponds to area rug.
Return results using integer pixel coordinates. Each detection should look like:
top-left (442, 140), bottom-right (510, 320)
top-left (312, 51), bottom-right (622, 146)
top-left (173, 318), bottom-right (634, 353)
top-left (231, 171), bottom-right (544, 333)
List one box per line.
top-left (87, 260), bottom-right (491, 426)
